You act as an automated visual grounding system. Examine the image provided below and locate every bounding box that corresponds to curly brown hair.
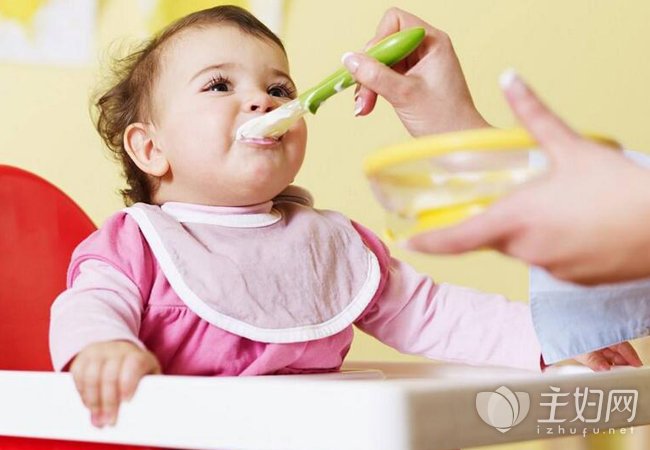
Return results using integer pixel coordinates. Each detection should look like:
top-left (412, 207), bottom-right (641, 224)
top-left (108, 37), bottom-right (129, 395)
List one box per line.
top-left (94, 5), bottom-right (285, 205)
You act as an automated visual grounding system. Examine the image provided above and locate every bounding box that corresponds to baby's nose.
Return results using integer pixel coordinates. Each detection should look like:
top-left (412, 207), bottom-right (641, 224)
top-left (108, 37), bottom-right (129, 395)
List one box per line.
top-left (245, 94), bottom-right (276, 113)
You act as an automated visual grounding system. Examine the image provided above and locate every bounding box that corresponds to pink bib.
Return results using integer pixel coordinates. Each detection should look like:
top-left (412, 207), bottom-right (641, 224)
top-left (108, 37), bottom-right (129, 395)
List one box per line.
top-left (123, 188), bottom-right (381, 343)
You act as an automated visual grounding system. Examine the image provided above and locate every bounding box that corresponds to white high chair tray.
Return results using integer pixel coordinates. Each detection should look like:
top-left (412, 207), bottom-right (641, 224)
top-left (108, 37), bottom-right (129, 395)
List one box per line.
top-left (0, 362), bottom-right (648, 450)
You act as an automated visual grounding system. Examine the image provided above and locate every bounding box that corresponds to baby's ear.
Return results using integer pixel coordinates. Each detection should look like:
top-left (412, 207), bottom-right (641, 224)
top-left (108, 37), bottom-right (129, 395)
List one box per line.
top-left (124, 122), bottom-right (169, 177)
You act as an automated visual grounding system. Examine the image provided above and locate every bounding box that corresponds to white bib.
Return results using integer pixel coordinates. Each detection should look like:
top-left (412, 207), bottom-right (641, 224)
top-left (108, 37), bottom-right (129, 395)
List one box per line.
top-left (124, 188), bottom-right (381, 343)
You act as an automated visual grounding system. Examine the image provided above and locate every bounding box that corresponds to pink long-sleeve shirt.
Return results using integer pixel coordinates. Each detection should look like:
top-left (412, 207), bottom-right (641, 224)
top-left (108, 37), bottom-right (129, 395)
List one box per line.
top-left (50, 201), bottom-right (542, 374)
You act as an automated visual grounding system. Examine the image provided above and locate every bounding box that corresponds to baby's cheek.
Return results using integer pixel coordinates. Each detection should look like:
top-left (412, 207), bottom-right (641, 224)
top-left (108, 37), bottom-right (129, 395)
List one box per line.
top-left (290, 120), bottom-right (308, 159)
top-left (295, 118), bottom-right (308, 142)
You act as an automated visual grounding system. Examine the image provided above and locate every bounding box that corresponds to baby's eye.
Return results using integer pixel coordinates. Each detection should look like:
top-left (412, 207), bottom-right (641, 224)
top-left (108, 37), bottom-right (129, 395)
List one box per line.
top-left (206, 75), bottom-right (231, 92)
top-left (210, 82), bottom-right (229, 92)
top-left (268, 83), bottom-right (295, 98)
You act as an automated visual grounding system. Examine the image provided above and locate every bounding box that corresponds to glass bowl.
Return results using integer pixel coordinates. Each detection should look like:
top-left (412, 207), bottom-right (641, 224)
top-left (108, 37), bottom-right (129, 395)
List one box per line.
top-left (364, 128), bottom-right (618, 241)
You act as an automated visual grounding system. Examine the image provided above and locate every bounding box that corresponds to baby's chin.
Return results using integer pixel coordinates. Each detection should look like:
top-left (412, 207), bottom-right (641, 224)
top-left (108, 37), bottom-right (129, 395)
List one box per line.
top-left (241, 155), bottom-right (300, 182)
top-left (154, 188), bottom-right (285, 207)
top-left (239, 176), bottom-right (293, 203)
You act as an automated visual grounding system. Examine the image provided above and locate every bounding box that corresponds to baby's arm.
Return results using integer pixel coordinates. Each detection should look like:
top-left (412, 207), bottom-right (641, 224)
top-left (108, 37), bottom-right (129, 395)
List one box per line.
top-left (355, 245), bottom-right (642, 371)
top-left (50, 259), bottom-right (160, 427)
top-left (355, 256), bottom-right (543, 371)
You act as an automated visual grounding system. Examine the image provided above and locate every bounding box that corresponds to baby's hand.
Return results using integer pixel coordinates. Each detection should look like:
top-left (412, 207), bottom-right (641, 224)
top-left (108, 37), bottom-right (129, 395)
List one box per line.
top-left (574, 342), bottom-right (643, 372)
top-left (69, 340), bottom-right (161, 428)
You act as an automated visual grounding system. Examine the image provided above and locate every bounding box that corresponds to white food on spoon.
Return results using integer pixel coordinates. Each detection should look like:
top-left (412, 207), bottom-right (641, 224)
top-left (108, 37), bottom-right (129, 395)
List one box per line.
top-left (236, 99), bottom-right (308, 140)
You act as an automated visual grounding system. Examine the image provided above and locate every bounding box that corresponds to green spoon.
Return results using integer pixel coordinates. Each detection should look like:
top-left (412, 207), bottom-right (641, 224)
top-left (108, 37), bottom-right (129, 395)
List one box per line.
top-left (236, 27), bottom-right (426, 140)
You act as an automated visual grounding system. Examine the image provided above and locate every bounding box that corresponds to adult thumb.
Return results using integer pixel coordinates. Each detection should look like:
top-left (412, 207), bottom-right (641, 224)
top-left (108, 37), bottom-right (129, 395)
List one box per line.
top-left (342, 52), bottom-right (409, 107)
top-left (500, 69), bottom-right (580, 163)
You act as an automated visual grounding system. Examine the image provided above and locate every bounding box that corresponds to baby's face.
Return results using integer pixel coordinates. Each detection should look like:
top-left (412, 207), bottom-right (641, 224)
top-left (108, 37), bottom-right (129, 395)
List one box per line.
top-left (150, 25), bottom-right (307, 205)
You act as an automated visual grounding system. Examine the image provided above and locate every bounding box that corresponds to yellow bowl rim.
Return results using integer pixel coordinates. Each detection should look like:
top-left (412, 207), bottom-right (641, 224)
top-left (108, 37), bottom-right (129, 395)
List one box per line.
top-left (363, 127), bottom-right (619, 175)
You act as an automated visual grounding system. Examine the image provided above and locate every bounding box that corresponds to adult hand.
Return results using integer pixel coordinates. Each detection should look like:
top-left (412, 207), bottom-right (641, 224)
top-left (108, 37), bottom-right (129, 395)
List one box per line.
top-left (574, 342), bottom-right (643, 371)
top-left (407, 70), bottom-right (650, 285)
top-left (341, 7), bottom-right (489, 136)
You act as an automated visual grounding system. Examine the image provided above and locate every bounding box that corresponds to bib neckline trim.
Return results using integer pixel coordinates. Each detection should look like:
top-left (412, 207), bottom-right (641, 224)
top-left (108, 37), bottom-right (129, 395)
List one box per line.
top-left (159, 202), bottom-right (282, 228)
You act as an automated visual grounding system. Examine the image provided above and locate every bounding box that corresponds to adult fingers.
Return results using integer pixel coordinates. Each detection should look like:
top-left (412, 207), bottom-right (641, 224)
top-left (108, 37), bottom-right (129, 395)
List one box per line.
top-left (576, 352), bottom-right (611, 372)
top-left (373, 7), bottom-right (410, 40)
top-left (500, 69), bottom-right (581, 163)
top-left (353, 85), bottom-right (378, 117)
top-left (374, 7), bottom-right (439, 43)
top-left (352, 8), bottom-right (437, 116)
top-left (352, 8), bottom-right (408, 117)
top-left (600, 348), bottom-right (625, 365)
top-left (611, 343), bottom-right (643, 367)
top-left (405, 202), bottom-right (516, 254)
top-left (353, 10), bottom-right (405, 116)
top-left (342, 52), bottom-right (411, 109)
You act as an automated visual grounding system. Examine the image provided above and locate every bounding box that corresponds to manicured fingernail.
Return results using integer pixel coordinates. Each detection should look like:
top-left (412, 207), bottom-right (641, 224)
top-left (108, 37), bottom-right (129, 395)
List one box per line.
top-left (341, 51), bottom-right (361, 73)
top-left (354, 96), bottom-right (364, 116)
top-left (499, 68), bottom-right (518, 88)
top-left (500, 68), bottom-right (529, 97)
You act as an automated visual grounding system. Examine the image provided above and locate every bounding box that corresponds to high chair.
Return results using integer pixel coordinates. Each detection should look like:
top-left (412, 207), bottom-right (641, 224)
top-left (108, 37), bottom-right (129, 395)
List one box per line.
top-left (1, 165), bottom-right (648, 450)
top-left (0, 165), bottom-right (156, 449)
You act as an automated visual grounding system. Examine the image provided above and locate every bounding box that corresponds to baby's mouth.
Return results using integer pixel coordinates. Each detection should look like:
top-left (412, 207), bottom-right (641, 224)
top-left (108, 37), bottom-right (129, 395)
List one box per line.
top-left (237, 135), bottom-right (283, 147)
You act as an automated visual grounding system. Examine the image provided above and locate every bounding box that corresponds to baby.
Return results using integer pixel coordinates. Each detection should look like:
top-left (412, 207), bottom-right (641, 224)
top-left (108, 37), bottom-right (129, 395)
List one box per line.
top-left (49, 5), bottom-right (641, 428)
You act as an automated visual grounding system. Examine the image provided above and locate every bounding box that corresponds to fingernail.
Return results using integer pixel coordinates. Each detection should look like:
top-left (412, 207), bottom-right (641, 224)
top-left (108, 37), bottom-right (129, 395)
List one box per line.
top-left (341, 51), bottom-right (361, 73)
top-left (91, 412), bottom-right (103, 427)
top-left (499, 68), bottom-right (520, 90)
top-left (354, 96), bottom-right (364, 116)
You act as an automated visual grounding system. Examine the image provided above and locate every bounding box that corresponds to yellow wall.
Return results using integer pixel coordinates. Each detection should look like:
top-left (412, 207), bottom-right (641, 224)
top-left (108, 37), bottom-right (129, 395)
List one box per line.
top-left (1, 1), bottom-right (648, 449)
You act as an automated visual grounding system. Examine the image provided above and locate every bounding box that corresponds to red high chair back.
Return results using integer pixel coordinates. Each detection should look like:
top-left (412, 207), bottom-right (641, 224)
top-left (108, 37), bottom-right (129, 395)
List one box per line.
top-left (0, 165), bottom-right (96, 371)
top-left (0, 165), bottom-right (157, 450)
